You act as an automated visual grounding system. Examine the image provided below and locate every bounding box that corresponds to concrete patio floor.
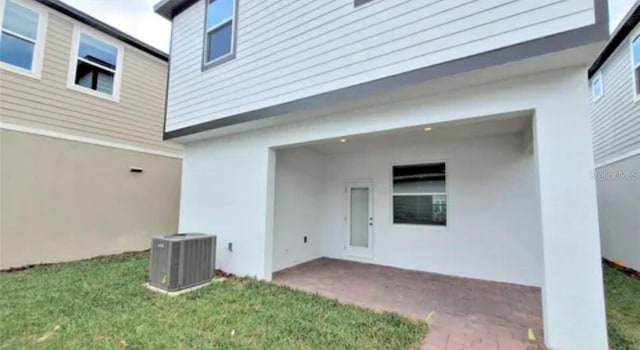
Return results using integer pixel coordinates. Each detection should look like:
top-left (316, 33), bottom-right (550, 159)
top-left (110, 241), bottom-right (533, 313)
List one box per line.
top-left (273, 258), bottom-right (543, 350)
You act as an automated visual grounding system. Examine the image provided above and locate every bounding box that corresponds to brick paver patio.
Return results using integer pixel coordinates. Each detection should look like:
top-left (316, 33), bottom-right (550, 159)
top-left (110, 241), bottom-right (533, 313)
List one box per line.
top-left (273, 258), bottom-right (543, 350)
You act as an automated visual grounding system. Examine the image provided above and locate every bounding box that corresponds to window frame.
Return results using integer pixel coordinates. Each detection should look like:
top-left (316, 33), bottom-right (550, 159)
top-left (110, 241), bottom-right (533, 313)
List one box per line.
top-left (66, 24), bottom-right (124, 102)
top-left (389, 160), bottom-right (449, 229)
top-left (0, 0), bottom-right (48, 79)
top-left (631, 29), bottom-right (640, 103)
top-left (202, 0), bottom-right (238, 71)
top-left (591, 73), bottom-right (603, 103)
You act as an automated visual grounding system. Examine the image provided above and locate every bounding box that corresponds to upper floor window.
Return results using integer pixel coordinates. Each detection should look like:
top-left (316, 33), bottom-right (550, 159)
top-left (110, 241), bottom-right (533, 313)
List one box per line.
top-left (204, 0), bottom-right (236, 69)
top-left (67, 26), bottom-right (123, 102)
top-left (591, 74), bottom-right (603, 102)
top-left (632, 33), bottom-right (640, 101)
top-left (0, 0), bottom-right (47, 78)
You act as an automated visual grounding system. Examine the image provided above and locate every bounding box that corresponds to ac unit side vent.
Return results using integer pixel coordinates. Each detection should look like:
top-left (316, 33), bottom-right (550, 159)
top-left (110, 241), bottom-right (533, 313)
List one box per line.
top-left (149, 233), bottom-right (216, 292)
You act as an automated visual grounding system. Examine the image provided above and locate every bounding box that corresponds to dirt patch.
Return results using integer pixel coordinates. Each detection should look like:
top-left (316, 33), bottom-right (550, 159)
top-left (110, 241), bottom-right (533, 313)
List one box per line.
top-left (603, 259), bottom-right (640, 280)
top-left (214, 269), bottom-right (234, 278)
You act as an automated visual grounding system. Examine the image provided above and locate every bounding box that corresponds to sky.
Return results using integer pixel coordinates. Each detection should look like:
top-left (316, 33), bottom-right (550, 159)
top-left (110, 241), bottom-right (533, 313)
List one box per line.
top-left (61, 0), bottom-right (171, 52)
top-left (61, 0), bottom-right (638, 54)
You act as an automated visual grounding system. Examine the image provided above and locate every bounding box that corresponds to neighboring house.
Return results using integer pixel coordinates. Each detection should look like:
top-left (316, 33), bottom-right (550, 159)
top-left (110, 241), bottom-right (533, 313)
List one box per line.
top-left (0, 0), bottom-right (182, 269)
top-left (588, 2), bottom-right (640, 272)
top-left (154, 0), bottom-right (610, 348)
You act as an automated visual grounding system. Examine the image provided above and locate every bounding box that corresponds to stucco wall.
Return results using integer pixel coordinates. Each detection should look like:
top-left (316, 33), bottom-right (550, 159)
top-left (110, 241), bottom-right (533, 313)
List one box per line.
top-left (272, 148), bottom-right (327, 272)
top-left (316, 134), bottom-right (543, 286)
top-left (272, 133), bottom-right (543, 287)
top-left (178, 66), bottom-right (593, 279)
top-left (177, 66), bottom-right (608, 349)
top-left (595, 155), bottom-right (640, 271)
top-left (0, 130), bottom-right (182, 269)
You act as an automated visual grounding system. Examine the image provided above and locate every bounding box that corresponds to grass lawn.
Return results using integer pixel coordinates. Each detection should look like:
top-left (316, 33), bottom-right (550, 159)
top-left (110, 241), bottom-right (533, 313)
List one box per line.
top-left (604, 264), bottom-right (640, 350)
top-left (0, 253), bottom-right (427, 350)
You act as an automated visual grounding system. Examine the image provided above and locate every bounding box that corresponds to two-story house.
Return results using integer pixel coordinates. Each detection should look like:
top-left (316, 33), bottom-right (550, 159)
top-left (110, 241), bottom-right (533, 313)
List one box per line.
top-left (154, 0), bottom-right (611, 348)
top-left (0, 0), bottom-right (182, 269)
top-left (588, 2), bottom-right (639, 272)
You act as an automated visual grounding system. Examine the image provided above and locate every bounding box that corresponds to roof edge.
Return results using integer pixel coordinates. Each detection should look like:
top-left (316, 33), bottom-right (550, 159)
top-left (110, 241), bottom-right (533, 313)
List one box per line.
top-left (588, 0), bottom-right (640, 77)
top-left (35, 0), bottom-right (169, 61)
top-left (154, 0), bottom-right (198, 20)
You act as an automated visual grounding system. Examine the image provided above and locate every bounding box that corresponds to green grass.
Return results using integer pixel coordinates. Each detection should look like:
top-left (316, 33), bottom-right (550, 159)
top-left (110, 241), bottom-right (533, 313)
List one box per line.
top-left (0, 253), bottom-right (427, 350)
top-left (604, 265), bottom-right (640, 350)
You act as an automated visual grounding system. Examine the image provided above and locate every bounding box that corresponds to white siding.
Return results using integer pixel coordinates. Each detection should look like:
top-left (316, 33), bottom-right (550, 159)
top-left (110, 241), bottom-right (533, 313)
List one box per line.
top-left (166, 0), bottom-right (596, 132)
top-left (590, 23), bottom-right (640, 167)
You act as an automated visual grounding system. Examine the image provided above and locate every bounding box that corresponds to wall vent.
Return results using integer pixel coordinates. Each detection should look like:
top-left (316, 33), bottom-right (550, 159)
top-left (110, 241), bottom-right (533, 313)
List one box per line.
top-left (149, 233), bottom-right (216, 292)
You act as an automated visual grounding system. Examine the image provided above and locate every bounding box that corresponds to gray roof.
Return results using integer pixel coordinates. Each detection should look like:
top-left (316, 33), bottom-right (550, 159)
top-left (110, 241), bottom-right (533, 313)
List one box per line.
top-left (589, 0), bottom-right (640, 77)
top-left (154, 0), bottom-right (198, 20)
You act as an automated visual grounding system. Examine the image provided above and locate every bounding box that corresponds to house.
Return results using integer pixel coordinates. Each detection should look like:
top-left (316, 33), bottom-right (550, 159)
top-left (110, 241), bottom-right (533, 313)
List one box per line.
top-left (0, 0), bottom-right (182, 269)
top-left (588, 2), bottom-right (640, 272)
top-left (154, 0), bottom-right (611, 348)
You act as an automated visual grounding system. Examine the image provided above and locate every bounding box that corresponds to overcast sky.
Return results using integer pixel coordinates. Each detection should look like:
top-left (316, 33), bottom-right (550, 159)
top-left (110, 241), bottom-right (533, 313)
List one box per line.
top-left (61, 0), bottom-right (637, 53)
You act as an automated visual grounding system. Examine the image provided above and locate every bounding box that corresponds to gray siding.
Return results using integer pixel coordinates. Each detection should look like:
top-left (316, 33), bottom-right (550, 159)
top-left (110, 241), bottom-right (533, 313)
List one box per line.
top-left (590, 23), bottom-right (640, 167)
top-left (167, 0), bottom-right (597, 132)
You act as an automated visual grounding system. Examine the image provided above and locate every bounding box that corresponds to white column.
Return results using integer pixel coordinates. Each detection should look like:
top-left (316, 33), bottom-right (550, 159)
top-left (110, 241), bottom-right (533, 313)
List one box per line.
top-left (533, 78), bottom-right (608, 349)
top-left (263, 148), bottom-right (277, 281)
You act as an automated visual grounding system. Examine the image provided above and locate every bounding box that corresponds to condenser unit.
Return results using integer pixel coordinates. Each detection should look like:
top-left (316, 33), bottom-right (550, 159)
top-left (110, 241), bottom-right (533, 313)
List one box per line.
top-left (149, 233), bottom-right (216, 292)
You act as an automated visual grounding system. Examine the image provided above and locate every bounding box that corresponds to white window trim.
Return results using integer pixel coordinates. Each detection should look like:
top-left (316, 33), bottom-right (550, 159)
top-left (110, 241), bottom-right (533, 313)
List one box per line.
top-left (202, 0), bottom-right (237, 69)
top-left (66, 24), bottom-right (124, 102)
top-left (631, 28), bottom-right (640, 103)
top-left (591, 73), bottom-right (603, 102)
top-left (389, 160), bottom-right (449, 229)
top-left (0, 0), bottom-right (48, 79)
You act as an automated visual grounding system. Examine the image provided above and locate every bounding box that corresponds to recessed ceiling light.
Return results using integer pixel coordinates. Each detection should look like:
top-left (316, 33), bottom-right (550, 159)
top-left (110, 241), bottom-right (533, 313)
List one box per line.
top-left (424, 127), bottom-right (432, 132)
top-left (340, 138), bottom-right (347, 143)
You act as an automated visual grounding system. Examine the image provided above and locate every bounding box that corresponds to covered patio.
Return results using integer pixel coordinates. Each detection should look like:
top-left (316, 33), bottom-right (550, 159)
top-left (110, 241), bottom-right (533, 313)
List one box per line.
top-left (270, 112), bottom-right (545, 349)
top-left (274, 258), bottom-right (543, 350)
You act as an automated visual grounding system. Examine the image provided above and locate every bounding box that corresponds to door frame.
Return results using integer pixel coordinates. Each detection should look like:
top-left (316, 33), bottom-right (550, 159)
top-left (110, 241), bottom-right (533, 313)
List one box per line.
top-left (344, 179), bottom-right (374, 259)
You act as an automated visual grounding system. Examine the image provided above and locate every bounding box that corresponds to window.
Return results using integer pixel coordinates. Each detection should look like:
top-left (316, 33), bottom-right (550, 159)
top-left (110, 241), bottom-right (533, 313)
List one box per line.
top-left (591, 74), bottom-right (603, 102)
top-left (204, 0), bottom-right (236, 68)
top-left (632, 33), bottom-right (640, 100)
top-left (68, 27), bottom-right (123, 101)
top-left (392, 163), bottom-right (447, 226)
top-left (0, 0), bottom-right (46, 78)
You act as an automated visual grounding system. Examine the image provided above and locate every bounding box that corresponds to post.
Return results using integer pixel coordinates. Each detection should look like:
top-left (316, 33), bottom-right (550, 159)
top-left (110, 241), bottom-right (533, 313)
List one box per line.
top-left (533, 75), bottom-right (608, 349)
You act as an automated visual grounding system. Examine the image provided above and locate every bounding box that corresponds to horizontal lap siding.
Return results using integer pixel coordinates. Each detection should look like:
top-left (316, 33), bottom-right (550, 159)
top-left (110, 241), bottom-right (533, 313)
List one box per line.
top-left (590, 25), bottom-right (640, 167)
top-left (166, 0), bottom-right (596, 131)
top-left (0, 10), bottom-right (181, 155)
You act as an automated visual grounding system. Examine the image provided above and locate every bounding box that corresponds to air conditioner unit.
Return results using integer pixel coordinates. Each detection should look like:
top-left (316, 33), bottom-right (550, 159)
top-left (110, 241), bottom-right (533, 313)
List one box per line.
top-left (149, 233), bottom-right (216, 292)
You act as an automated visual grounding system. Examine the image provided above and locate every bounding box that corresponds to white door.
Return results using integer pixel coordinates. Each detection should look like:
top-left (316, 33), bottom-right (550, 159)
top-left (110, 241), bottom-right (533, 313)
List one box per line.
top-left (345, 182), bottom-right (373, 258)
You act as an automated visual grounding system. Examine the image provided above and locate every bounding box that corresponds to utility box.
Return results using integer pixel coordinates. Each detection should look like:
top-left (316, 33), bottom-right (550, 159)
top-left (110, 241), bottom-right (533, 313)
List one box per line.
top-left (149, 233), bottom-right (216, 292)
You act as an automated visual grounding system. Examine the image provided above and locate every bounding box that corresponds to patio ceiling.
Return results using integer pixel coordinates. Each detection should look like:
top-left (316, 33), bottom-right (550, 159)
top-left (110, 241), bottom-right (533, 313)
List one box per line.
top-left (298, 111), bottom-right (532, 155)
